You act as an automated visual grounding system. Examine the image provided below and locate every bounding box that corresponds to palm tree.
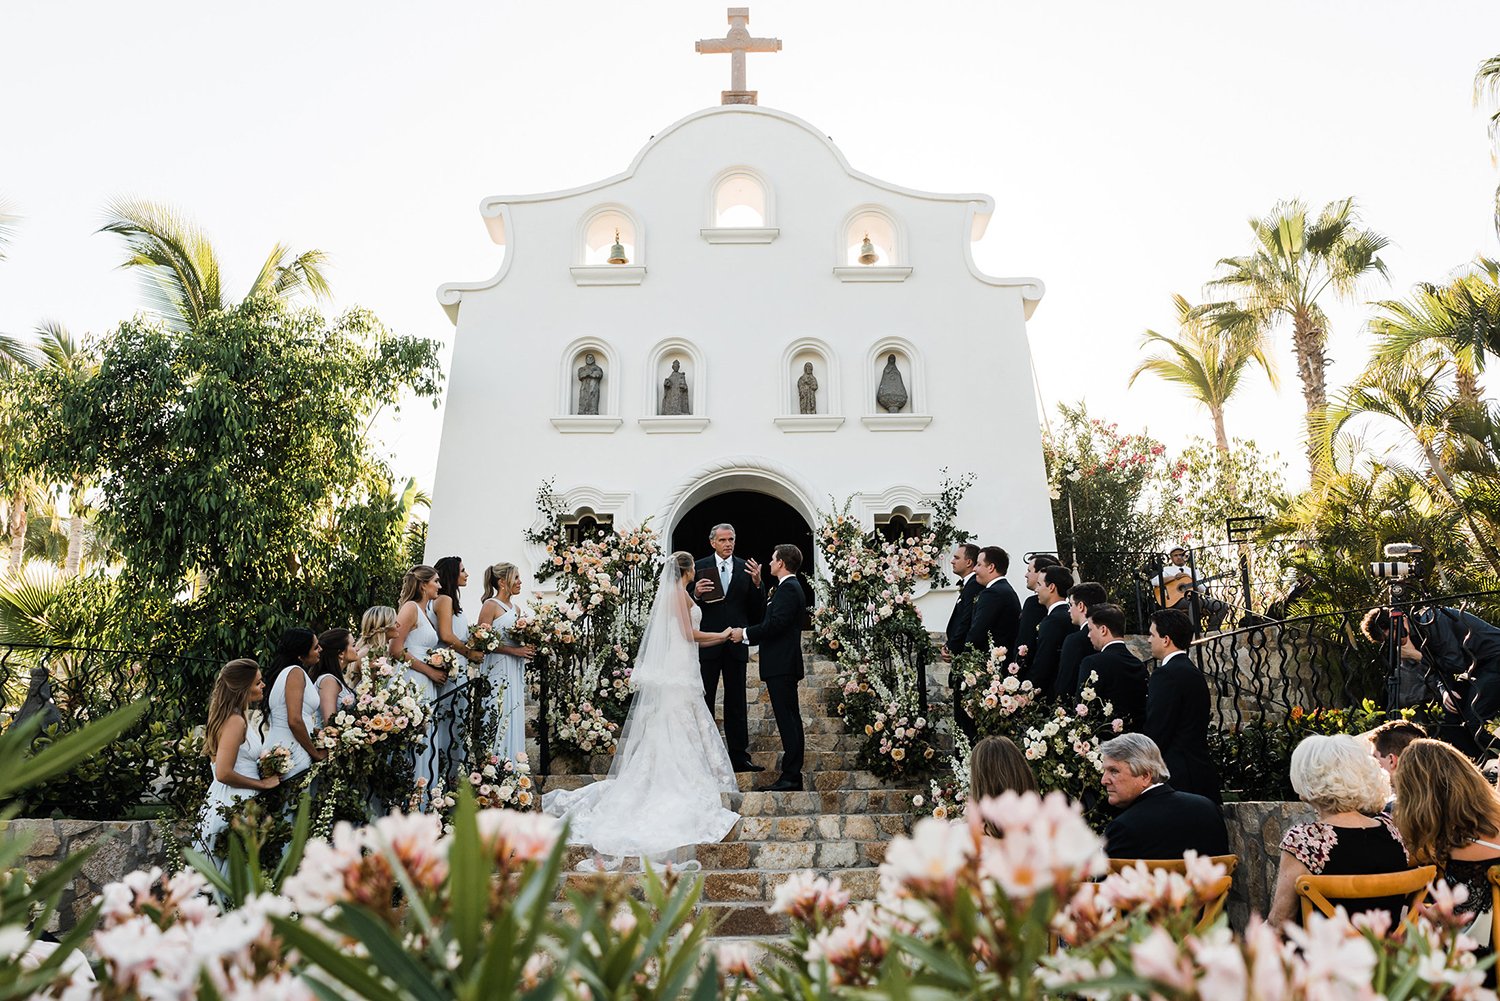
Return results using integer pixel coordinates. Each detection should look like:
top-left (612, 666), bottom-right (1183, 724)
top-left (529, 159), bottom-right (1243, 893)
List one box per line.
top-left (1475, 54), bottom-right (1500, 238)
top-left (1370, 257), bottom-right (1500, 405)
top-left (1209, 198), bottom-right (1390, 480)
top-left (0, 202), bottom-right (32, 372)
top-left (1128, 295), bottom-right (1279, 452)
top-left (99, 198), bottom-right (332, 332)
top-left (33, 322), bottom-right (98, 575)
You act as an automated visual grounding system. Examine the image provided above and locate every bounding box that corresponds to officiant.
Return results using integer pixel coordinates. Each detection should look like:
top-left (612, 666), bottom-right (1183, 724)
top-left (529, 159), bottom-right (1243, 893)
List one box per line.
top-left (693, 523), bottom-right (766, 773)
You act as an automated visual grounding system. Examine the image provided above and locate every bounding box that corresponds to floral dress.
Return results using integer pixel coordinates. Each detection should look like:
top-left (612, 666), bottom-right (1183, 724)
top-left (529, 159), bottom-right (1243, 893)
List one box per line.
top-left (1280, 816), bottom-right (1411, 925)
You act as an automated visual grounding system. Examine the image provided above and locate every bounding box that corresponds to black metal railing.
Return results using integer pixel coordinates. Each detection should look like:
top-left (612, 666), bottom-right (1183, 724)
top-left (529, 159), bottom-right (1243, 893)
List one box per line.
top-left (409, 675), bottom-right (498, 800)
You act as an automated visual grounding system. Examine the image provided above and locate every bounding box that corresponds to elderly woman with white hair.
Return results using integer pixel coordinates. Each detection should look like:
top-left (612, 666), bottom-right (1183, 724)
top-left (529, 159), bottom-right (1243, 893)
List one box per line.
top-left (1266, 734), bottom-right (1411, 927)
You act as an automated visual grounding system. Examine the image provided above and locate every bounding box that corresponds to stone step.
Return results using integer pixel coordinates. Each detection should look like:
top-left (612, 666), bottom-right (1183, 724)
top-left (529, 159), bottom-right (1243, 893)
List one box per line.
top-left (730, 787), bottom-right (918, 816)
top-left (561, 839), bottom-right (887, 874)
top-left (558, 865), bottom-right (882, 904)
top-left (539, 766), bottom-right (899, 795)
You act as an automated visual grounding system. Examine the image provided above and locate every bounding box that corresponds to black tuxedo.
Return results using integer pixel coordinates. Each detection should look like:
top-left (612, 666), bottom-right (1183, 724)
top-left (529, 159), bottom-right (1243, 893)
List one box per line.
top-left (964, 579), bottom-right (1021, 657)
top-left (945, 574), bottom-right (985, 654)
top-left (1080, 641), bottom-right (1148, 732)
top-left (1015, 594), bottom-right (1045, 667)
top-left (1055, 625), bottom-right (1092, 697)
top-left (1025, 602), bottom-right (1072, 696)
top-left (1104, 784), bottom-right (1228, 860)
top-left (746, 575), bottom-right (807, 781)
top-left (695, 554), bottom-right (766, 768)
top-left (1143, 653), bottom-right (1221, 803)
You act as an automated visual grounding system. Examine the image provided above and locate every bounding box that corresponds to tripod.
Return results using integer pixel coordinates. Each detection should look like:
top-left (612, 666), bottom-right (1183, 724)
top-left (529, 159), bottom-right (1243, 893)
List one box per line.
top-left (1382, 578), bottom-right (1419, 720)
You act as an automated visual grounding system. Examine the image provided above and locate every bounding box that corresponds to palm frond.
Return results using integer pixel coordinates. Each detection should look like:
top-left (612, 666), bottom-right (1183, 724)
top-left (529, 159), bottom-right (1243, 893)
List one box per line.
top-left (0, 563), bottom-right (66, 646)
top-left (253, 246), bottom-right (333, 304)
top-left (0, 331), bottom-right (39, 373)
top-left (98, 198), bottom-right (222, 331)
top-left (0, 199), bottom-right (20, 262)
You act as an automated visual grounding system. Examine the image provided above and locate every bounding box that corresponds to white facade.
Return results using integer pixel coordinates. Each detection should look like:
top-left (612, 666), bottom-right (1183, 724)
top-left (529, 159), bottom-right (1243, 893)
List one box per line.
top-left (429, 105), bottom-right (1056, 615)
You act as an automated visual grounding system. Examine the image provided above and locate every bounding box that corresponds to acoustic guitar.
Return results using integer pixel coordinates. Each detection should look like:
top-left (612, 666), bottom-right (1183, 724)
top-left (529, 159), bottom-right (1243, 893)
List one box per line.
top-left (1154, 571), bottom-right (1232, 608)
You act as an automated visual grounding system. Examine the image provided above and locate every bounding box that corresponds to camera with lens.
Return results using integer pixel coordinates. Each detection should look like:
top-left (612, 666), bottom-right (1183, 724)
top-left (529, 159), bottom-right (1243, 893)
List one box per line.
top-left (1370, 543), bottom-right (1423, 581)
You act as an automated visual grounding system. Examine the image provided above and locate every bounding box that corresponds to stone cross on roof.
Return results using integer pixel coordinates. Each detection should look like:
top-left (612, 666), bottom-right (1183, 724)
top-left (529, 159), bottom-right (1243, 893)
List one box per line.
top-left (696, 7), bottom-right (781, 106)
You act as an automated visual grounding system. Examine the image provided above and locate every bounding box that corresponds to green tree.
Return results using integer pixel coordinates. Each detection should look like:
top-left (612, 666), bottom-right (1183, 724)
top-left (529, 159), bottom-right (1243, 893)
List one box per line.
top-left (1370, 258), bottom-right (1500, 405)
top-left (22, 297), bottom-right (442, 658)
top-left (31, 322), bottom-right (98, 575)
top-left (1129, 294), bottom-right (1278, 452)
top-left (1475, 54), bottom-right (1500, 238)
top-left (1210, 198), bottom-right (1390, 479)
top-left (99, 198), bottom-right (331, 333)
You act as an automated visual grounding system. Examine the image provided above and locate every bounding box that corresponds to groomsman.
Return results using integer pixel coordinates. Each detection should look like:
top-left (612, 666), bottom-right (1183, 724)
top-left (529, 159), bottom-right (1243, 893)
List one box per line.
top-left (1056, 581), bottom-right (1107, 697)
top-left (694, 523), bottom-right (765, 772)
top-left (1143, 608), bottom-right (1221, 803)
top-left (943, 544), bottom-right (984, 657)
top-left (1080, 603), bottom-right (1148, 731)
top-left (1026, 565), bottom-right (1075, 696)
top-left (734, 544), bottom-right (807, 792)
top-left (1015, 554), bottom-right (1062, 669)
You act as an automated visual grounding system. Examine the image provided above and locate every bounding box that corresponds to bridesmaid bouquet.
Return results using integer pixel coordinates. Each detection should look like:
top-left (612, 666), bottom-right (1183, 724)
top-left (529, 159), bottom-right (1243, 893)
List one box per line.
top-left (430, 752), bottom-right (538, 818)
top-left (315, 655), bottom-right (432, 753)
top-left (258, 744), bottom-right (294, 778)
top-left (467, 622), bottom-right (507, 656)
top-left (509, 601), bottom-right (580, 660)
top-left (424, 646), bottom-right (462, 679)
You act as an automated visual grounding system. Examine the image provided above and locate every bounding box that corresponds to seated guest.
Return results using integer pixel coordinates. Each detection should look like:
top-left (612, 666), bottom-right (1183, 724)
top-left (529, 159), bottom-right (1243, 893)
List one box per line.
top-left (1015, 553), bottom-right (1062, 669)
top-left (1267, 735), bottom-right (1411, 928)
top-left (967, 735), bottom-right (1039, 838)
top-left (1143, 608), bottom-right (1221, 803)
top-left (1100, 733), bottom-right (1227, 859)
top-left (1081, 603), bottom-right (1148, 731)
top-left (1393, 738), bottom-right (1500, 948)
top-left (1368, 718), bottom-right (1427, 813)
top-left (1027, 565), bottom-right (1076, 696)
top-left (1056, 581), bottom-right (1107, 697)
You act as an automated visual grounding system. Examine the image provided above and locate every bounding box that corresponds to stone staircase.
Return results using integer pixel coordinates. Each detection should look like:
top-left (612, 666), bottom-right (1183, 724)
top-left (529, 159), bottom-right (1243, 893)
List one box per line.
top-left (533, 644), bottom-right (935, 941)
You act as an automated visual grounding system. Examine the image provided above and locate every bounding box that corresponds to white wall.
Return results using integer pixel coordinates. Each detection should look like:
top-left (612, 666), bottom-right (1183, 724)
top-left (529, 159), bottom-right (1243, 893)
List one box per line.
top-left (427, 106), bottom-right (1056, 617)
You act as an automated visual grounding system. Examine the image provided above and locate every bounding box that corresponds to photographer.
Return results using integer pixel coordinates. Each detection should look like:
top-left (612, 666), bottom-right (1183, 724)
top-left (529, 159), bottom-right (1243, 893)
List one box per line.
top-left (1362, 605), bottom-right (1500, 749)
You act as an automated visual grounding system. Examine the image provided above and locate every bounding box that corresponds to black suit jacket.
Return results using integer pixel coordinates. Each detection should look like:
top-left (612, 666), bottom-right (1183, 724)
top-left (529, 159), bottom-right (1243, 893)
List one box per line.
top-left (694, 555), bottom-right (765, 662)
top-left (1015, 594), bottom-right (1044, 665)
top-left (1104, 784), bottom-right (1228, 860)
top-left (747, 576), bottom-right (806, 681)
top-left (1025, 603), bottom-right (1073, 695)
top-left (1055, 625), bottom-right (1092, 697)
top-left (945, 574), bottom-right (985, 653)
top-left (1143, 653), bottom-right (1221, 803)
top-left (964, 579), bottom-right (1021, 656)
top-left (1080, 642), bottom-right (1149, 731)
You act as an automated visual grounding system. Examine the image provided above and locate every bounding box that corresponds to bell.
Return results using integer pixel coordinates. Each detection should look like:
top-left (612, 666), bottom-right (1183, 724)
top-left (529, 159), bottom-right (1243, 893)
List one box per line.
top-left (858, 233), bottom-right (878, 265)
top-left (607, 228), bottom-right (628, 265)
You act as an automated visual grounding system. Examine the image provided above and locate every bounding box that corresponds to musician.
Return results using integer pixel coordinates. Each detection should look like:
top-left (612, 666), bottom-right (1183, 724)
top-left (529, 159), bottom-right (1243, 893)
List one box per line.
top-left (1150, 547), bottom-right (1228, 631)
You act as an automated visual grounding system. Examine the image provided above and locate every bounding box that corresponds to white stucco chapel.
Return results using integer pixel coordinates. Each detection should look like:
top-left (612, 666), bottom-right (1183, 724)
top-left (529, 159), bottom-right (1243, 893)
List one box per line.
top-left (427, 9), bottom-right (1057, 610)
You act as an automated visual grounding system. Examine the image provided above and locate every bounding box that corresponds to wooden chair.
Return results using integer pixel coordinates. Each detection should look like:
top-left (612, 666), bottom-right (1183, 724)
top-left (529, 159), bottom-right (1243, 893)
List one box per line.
top-left (1295, 865), bottom-right (1436, 928)
top-left (1107, 855), bottom-right (1239, 931)
top-left (1484, 864), bottom-right (1500, 953)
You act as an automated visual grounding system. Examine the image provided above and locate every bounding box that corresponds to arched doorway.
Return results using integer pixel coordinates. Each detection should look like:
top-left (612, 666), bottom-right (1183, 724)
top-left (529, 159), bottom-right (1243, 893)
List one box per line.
top-left (671, 491), bottom-right (816, 623)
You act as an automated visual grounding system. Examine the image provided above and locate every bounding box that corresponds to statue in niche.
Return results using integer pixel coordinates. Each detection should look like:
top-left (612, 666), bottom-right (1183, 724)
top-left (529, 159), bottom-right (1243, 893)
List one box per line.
top-left (797, 362), bottom-right (819, 414)
top-left (661, 359), bottom-right (691, 415)
top-left (876, 354), bottom-right (909, 413)
top-left (576, 352), bottom-right (604, 415)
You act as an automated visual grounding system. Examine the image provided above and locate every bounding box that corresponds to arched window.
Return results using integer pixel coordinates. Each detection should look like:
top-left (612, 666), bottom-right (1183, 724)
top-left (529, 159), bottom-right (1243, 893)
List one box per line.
top-left (874, 507), bottom-right (930, 544)
top-left (836, 206), bottom-right (911, 282)
top-left (714, 171), bottom-right (768, 228)
top-left (572, 205), bottom-right (645, 285)
top-left (583, 210), bottom-right (637, 265)
top-left (562, 509), bottom-right (615, 546)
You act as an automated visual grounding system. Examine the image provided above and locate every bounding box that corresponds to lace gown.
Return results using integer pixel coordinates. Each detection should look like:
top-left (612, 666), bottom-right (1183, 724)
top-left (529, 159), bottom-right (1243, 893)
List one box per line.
top-left (264, 665), bottom-right (319, 778)
top-left (482, 598), bottom-right (528, 761)
top-left (542, 603), bottom-right (739, 860)
top-left (196, 722), bottom-right (263, 854)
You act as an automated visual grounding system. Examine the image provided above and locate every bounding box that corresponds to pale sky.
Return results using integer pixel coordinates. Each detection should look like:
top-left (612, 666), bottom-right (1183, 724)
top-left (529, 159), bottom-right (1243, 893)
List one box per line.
top-left (4, 1), bottom-right (1499, 495)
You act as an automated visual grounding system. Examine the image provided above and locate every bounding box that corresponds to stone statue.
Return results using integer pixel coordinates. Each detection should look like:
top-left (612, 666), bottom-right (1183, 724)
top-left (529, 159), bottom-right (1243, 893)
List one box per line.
top-left (661, 360), bottom-right (691, 415)
top-left (576, 352), bottom-right (604, 415)
top-left (16, 667), bottom-right (60, 729)
top-left (797, 362), bottom-right (818, 414)
top-left (876, 354), bottom-right (909, 413)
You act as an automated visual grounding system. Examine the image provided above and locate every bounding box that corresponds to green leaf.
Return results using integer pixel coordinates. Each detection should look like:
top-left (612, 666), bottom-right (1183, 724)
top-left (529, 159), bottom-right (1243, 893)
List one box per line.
top-left (335, 907), bottom-right (448, 1001)
top-left (0, 700), bottom-right (148, 799)
top-left (271, 793), bottom-right (312, 892)
top-left (270, 915), bottom-right (404, 1001)
top-left (447, 781), bottom-right (484, 974)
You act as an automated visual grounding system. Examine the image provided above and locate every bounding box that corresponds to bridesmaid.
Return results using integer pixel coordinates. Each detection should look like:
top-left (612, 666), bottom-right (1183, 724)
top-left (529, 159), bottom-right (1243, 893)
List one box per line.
top-left (262, 628), bottom-right (325, 779)
top-left (433, 557), bottom-right (484, 766)
top-left (313, 628), bottom-right (359, 727)
top-left (197, 659), bottom-right (281, 856)
top-left (357, 605), bottom-right (399, 661)
top-left (391, 566), bottom-right (447, 797)
top-left (477, 561), bottom-right (536, 761)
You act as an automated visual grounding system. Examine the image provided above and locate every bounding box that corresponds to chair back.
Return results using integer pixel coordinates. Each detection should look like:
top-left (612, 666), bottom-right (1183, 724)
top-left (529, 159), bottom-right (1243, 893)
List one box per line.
top-left (1294, 865), bottom-right (1436, 929)
top-left (1107, 855), bottom-right (1239, 932)
top-left (1484, 864), bottom-right (1500, 953)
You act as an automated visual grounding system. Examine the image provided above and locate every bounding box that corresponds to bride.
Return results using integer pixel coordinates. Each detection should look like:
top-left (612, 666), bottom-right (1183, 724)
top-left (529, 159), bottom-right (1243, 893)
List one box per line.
top-left (542, 550), bottom-right (740, 866)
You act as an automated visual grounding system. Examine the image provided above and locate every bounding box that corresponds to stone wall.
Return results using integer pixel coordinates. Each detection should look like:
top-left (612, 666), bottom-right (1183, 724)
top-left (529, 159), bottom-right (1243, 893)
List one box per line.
top-left (1222, 800), bottom-right (1316, 929)
top-left (2, 819), bottom-right (166, 933)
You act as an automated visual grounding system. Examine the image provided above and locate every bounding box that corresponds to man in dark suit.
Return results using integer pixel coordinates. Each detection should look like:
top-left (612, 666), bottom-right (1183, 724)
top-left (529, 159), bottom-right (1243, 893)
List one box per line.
top-left (942, 543), bottom-right (986, 742)
top-left (693, 523), bottom-right (765, 772)
top-left (734, 543), bottom-right (807, 792)
top-left (1014, 553), bottom-right (1061, 671)
top-left (1142, 608), bottom-right (1221, 803)
top-left (1080, 603), bottom-right (1148, 731)
top-left (1363, 605), bottom-right (1500, 752)
top-left (1099, 732), bottom-right (1228, 859)
top-left (1055, 581), bottom-right (1106, 697)
top-left (1026, 565), bottom-right (1075, 696)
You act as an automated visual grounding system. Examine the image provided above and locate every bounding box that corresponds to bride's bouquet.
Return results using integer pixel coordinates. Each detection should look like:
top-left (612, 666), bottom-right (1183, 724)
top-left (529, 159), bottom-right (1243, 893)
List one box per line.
top-left (258, 744), bottom-right (293, 778)
top-left (467, 622), bottom-right (507, 656)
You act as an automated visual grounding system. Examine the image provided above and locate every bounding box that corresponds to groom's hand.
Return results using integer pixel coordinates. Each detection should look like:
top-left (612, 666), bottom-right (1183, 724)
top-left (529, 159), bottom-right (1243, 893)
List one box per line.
top-left (746, 559), bottom-right (761, 587)
top-left (729, 627), bottom-right (743, 643)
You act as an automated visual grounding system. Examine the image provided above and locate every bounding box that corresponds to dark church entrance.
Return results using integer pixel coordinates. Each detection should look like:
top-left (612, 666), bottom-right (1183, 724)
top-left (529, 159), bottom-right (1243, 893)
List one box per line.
top-left (671, 491), bottom-right (815, 604)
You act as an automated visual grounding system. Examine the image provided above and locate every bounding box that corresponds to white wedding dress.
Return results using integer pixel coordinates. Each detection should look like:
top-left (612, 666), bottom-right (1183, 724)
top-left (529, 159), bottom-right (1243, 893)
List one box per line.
top-left (542, 562), bottom-right (740, 861)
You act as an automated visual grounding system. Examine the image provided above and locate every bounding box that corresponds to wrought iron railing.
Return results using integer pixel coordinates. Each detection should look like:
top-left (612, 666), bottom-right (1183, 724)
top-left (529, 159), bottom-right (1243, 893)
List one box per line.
top-left (409, 675), bottom-right (498, 799)
top-left (0, 642), bottom-right (222, 733)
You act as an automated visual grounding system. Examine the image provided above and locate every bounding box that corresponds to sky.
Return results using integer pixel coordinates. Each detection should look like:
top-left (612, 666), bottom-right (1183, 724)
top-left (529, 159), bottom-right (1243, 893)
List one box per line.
top-left (4, 0), bottom-right (1499, 495)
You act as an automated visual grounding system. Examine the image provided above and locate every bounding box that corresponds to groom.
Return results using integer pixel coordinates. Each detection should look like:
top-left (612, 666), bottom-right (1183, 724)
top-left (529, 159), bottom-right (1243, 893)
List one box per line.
top-left (694, 523), bottom-right (764, 772)
top-left (731, 543), bottom-right (806, 792)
